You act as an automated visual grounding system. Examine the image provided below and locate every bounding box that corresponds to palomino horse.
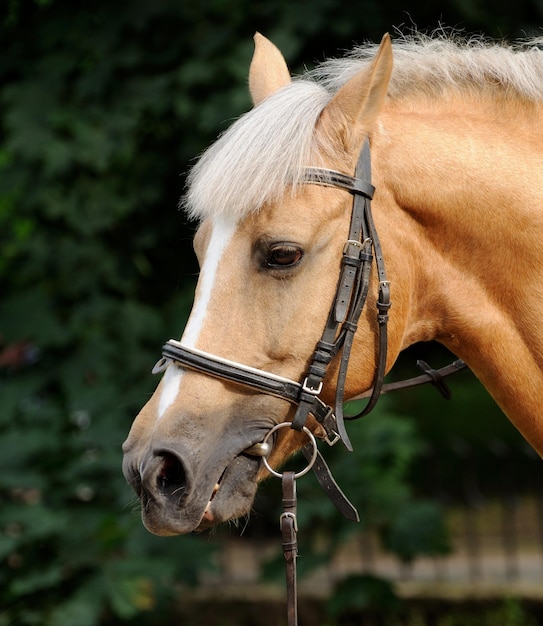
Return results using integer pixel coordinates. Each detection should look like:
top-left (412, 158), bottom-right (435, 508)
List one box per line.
top-left (123, 32), bottom-right (543, 536)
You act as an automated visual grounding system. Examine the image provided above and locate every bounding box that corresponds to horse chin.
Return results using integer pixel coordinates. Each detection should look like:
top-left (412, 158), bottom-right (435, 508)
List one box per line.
top-left (139, 453), bottom-right (261, 536)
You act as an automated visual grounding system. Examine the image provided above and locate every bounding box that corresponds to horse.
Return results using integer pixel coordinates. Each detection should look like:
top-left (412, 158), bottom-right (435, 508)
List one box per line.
top-left (123, 32), bottom-right (543, 537)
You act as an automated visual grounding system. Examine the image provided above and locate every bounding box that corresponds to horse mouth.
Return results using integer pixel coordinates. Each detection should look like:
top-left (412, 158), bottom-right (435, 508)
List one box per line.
top-left (201, 469), bottom-right (226, 523)
top-left (123, 431), bottom-right (275, 535)
top-left (194, 452), bottom-right (261, 531)
top-left (128, 447), bottom-right (264, 535)
top-left (200, 440), bottom-right (272, 525)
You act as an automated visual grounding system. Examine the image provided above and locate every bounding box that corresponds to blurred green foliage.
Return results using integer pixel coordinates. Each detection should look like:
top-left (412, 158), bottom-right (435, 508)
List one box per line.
top-left (1, 0), bottom-right (542, 624)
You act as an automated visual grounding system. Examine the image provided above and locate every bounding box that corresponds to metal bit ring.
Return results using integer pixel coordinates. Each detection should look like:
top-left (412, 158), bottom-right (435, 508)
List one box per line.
top-left (261, 422), bottom-right (318, 479)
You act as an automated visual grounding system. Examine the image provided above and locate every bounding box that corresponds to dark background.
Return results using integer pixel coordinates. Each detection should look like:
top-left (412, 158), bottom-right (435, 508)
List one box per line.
top-left (1, 1), bottom-right (541, 624)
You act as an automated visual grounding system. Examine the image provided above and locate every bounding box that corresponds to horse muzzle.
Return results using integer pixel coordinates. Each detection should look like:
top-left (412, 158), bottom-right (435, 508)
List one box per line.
top-left (122, 436), bottom-right (268, 535)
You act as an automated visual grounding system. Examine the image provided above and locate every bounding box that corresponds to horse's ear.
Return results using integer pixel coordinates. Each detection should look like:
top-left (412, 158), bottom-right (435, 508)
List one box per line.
top-left (320, 33), bottom-right (393, 151)
top-left (249, 33), bottom-right (291, 106)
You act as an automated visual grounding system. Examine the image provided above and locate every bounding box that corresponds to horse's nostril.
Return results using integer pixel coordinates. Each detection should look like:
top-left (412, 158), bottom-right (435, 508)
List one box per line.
top-left (155, 451), bottom-right (187, 499)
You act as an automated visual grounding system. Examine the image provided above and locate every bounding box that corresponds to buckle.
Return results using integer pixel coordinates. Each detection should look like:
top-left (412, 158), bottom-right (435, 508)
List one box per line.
top-left (302, 377), bottom-right (323, 395)
top-left (280, 511), bottom-right (298, 532)
top-left (343, 239), bottom-right (362, 256)
top-left (324, 431), bottom-right (341, 447)
top-left (318, 407), bottom-right (341, 446)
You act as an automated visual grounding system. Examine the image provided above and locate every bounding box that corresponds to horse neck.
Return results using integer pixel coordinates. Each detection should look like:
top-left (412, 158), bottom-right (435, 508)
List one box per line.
top-left (374, 97), bottom-right (543, 454)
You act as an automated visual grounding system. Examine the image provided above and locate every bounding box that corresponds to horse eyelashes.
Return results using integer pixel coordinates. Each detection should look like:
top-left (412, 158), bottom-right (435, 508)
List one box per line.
top-left (265, 244), bottom-right (303, 269)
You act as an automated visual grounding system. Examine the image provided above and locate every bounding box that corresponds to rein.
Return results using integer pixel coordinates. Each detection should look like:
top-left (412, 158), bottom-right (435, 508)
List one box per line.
top-left (152, 137), bottom-right (468, 626)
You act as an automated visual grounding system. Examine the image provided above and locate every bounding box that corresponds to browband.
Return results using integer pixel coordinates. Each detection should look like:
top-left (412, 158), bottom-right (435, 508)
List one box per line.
top-left (301, 167), bottom-right (375, 198)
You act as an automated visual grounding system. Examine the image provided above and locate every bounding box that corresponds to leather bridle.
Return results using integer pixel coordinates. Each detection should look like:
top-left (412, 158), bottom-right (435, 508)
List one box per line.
top-left (151, 137), bottom-right (467, 626)
top-left (152, 137), bottom-right (466, 500)
top-left (153, 139), bottom-right (389, 448)
top-left (153, 139), bottom-right (465, 450)
top-left (292, 138), bottom-right (389, 451)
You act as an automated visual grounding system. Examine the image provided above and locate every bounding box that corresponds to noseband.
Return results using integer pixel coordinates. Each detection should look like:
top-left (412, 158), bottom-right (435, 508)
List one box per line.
top-left (154, 139), bottom-right (387, 449)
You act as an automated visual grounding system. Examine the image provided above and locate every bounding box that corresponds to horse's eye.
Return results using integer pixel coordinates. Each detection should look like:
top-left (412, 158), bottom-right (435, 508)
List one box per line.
top-left (266, 245), bottom-right (303, 269)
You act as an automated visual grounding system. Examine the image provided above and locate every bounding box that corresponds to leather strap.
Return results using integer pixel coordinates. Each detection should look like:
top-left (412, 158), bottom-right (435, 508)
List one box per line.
top-left (158, 340), bottom-right (341, 444)
top-left (161, 342), bottom-right (303, 402)
top-left (292, 138), bottom-right (390, 448)
top-left (348, 358), bottom-right (467, 403)
top-left (302, 444), bottom-right (359, 522)
top-left (301, 167), bottom-right (375, 198)
top-left (281, 472), bottom-right (298, 626)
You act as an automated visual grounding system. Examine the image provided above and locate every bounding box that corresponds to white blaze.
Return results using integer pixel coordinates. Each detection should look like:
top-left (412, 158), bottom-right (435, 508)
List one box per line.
top-left (157, 216), bottom-right (237, 418)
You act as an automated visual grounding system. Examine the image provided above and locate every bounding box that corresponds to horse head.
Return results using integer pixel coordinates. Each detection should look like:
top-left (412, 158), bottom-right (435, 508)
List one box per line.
top-left (122, 33), bottom-right (404, 535)
top-left (124, 29), bottom-right (543, 535)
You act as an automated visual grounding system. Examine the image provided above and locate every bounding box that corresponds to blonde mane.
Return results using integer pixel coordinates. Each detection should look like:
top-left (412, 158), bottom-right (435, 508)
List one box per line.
top-left (184, 33), bottom-right (543, 222)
